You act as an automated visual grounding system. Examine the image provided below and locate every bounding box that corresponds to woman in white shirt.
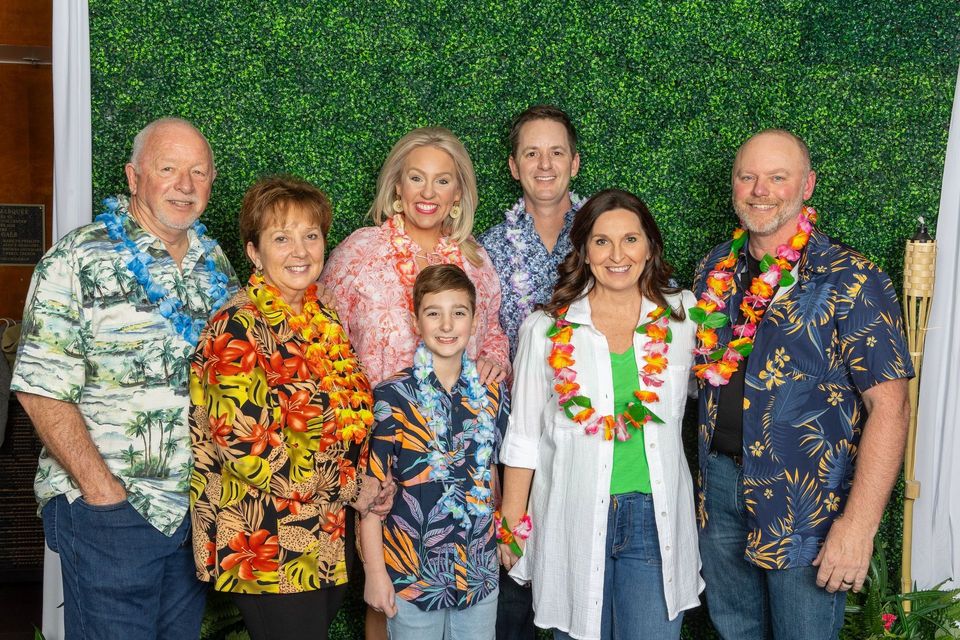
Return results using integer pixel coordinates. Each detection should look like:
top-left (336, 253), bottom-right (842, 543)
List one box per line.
top-left (498, 189), bottom-right (703, 640)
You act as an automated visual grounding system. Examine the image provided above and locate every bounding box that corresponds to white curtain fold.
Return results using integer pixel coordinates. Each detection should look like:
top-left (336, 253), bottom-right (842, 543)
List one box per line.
top-left (53, 0), bottom-right (92, 241)
top-left (45, 3), bottom-right (91, 638)
top-left (912, 64), bottom-right (960, 591)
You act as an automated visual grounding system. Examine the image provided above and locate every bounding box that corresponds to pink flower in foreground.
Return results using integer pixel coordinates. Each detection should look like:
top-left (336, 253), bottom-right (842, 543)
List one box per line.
top-left (881, 613), bottom-right (896, 631)
top-left (732, 322), bottom-right (757, 338)
top-left (777, 245), bottom-right (800, 262)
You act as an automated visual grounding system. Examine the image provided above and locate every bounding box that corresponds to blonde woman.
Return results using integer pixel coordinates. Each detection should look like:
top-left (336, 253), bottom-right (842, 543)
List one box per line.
top-left (320, 127), bottom-right (509, 387)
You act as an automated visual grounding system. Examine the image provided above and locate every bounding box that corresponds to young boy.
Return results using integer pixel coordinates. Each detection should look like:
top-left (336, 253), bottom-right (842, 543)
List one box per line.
top-left (360, 264), bottom-right (510, 640)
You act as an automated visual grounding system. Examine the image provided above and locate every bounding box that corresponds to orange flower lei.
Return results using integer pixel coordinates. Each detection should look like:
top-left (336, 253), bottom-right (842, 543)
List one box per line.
top-left (387, 214), bottom-right (464, 310)
top-left (248, 273), bottom-right (374, 444)
top-left (547, 306), bottom-right (670, 441)
top-left (689, 206), bottom-right (817, 387)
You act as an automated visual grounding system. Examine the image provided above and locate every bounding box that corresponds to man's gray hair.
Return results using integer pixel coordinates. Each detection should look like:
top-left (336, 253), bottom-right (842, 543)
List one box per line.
top-left (128, 117), bottom-right (216, 173)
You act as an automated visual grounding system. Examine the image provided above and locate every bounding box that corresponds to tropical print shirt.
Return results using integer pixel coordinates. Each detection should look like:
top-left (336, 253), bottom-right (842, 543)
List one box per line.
top-left (189, 277), bottom-right (373, 594)
top-left (478, 197), bottom-right (578, 359)
top-left (368, 367), bottom-right (510, 611)
top-left (693, 227), bottom-right (913, 569)
top-left (318, 223), bottom-right (509, 386)
top-left (11, 211), bottom-right (237, 535)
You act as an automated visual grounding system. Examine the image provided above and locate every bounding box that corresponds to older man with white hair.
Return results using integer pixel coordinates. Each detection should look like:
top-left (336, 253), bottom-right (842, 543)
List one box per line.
top-left (13, 117), bottom-right (238, 638)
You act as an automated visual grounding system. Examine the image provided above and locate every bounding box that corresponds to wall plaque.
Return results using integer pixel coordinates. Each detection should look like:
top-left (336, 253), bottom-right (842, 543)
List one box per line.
top-left (0, 204), bottom-right (45, 266)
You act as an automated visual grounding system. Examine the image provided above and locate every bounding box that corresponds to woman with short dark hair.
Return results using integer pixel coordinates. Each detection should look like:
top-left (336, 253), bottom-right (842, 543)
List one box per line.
top-left (190, 175), bottom-right (390, 640)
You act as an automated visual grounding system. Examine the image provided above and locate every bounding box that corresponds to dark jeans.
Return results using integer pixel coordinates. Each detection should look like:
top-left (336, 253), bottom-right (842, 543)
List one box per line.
top-left (497, 565), bottom-right (536, 640)
top-left (42, 494), bottom-right (206, 640)
top-left (699, 452), bottom-right (846, 640)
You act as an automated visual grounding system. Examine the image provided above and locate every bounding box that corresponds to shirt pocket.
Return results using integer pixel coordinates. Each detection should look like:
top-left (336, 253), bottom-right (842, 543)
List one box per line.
top-left (665, 364), bottom-right (692, 418)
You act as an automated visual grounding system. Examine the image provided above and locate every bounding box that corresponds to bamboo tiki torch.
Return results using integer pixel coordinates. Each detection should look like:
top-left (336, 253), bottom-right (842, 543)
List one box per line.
top-left (900, 217), bottom-right (936, 609)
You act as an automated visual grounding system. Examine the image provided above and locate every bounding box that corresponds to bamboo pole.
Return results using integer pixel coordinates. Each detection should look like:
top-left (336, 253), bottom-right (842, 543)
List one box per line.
top-left (900, 221), bottom-right (936, 611)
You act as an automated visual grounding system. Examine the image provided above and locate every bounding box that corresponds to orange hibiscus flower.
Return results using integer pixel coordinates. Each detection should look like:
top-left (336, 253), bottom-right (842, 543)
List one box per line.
top-left (201, 332), bottom-right (257, 383)
top-left (220, 530), bottom-right (279, 580)
top-left (277, 389), bottom-right (323, 432)
top-left (321, 508), bottom-right (346, 542)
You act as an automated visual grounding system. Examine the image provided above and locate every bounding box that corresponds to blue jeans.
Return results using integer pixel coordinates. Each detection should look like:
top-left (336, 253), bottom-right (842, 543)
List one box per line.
top-left (388, 588), bottom-right (499, 640)
top-left (496, 566), bottom-right (535, 640)
top-left (42, 494), bottom-right (206, 640)
top-left (699, 452), bottom-right (846, 640)
top-left (556, 492), bottom-right (682, 640)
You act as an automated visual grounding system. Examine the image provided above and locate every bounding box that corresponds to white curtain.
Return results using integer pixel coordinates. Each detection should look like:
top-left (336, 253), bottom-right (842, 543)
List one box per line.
top-left (45, 2), bottom-right (91, 638)
top-left (912, 64), bottom-right (960, 591)
top-left (53, 0), bottom-right (92, 242)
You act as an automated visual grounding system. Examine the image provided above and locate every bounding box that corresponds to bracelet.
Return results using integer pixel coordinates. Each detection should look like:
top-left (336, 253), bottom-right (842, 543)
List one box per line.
top-left (495, 511), bottom-right (533, 558)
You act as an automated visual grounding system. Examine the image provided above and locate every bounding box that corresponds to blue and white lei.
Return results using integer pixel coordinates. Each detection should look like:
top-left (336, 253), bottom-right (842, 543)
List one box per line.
top-left (413, 342), bottom-right (496, 532)
top-left (95, 195), bottom-right (231, 346)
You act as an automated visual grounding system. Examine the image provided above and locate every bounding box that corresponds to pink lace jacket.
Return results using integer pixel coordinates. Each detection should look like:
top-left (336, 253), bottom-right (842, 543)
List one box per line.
top-left (319, 224), bottom-right (510, 386)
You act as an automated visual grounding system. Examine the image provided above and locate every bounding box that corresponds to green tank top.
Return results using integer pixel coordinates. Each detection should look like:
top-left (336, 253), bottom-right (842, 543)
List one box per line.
top-left (609, 346), bottom-right (652, 494)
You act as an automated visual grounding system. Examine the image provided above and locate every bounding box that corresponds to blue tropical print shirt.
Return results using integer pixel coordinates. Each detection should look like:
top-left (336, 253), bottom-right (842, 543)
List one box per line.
top-left (693, 228), bottom-right (913, 570)
top-left (367, 367), bottom-right (509, 611)
top-left (478, 197), bottom-right (579, 359)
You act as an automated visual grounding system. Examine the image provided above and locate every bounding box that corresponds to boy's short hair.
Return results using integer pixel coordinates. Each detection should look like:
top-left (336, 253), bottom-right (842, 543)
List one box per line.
top-left (413, 265), bottom-right (477, 314)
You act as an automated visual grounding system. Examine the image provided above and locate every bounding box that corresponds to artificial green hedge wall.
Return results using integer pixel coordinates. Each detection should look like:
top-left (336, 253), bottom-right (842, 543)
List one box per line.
top-left (88, 1), bottom-right (959, 638)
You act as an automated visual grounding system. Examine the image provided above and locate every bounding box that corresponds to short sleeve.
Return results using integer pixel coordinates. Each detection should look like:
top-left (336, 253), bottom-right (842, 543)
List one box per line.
top-left (11, 240), bottom-right (88, 401)
top-left (367, 384), bottom-right (404, 482)
top-left (491, 379), bottom-right (511, 464)
top-left (499, 312), bottom-right (551, 469)
top-left (837, 265), bottom-right (914, 393)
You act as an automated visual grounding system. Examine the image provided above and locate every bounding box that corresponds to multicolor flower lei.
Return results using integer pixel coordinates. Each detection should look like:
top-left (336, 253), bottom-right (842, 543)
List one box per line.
top-left (96, 195), bottom-right (231, 346)
top-left (547, 305), bottom-right (670, 441)
top-left (494, 510), bottom-right (532, 558)
top-left (387, 215), bottom-right (464, 310)
top-left (248, 273), bottom-right (374, 444)
top-left (690, 206), bottom-right (817, 387)
top-left (503, 193), bottom-right (583, 319)
top-left (413, 342), bottom-right (496, 532)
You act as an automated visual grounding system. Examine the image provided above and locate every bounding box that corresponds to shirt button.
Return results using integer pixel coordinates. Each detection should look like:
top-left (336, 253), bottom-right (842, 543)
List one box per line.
top-left (650, 443), bottom-right (656, 448)
top-left (661, 511), bottom-right (667, 517)
top-left (665, 545), bottom-right (671, 551)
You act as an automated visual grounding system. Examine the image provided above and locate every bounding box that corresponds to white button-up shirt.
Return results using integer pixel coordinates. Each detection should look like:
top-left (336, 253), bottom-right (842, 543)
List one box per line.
top-left (500, 290), bottom-right (704, 640)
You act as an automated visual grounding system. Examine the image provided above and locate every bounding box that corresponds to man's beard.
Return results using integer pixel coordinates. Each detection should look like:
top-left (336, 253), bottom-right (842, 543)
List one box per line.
top-left (735, 194), bottom-right (804, 237)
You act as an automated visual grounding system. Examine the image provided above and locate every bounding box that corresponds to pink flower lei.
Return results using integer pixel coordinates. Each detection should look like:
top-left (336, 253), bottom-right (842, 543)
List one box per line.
top-left (387, 214), bottom-right (464, 310)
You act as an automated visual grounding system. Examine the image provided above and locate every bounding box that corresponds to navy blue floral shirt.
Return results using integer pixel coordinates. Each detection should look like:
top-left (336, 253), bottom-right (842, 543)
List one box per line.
top-left (693, 228), bottom-right (913, 570)
top-left (368, 368), bottom-right (510, 611)
top-left (478, 196), bottom-right (581, 359)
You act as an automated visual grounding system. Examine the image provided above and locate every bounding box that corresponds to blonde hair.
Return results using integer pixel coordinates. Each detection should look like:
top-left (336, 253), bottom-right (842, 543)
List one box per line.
top-left (369, 127), bottom-right (481, 266)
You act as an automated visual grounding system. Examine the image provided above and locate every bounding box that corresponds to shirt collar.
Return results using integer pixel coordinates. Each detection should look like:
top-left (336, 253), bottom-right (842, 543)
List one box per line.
top-left (563, 289), bottom-right (660, 327)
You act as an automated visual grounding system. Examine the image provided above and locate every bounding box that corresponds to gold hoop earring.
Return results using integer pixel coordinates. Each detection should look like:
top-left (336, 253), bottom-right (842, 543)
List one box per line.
top-left (392, 199), bottom-right (404, 213)
top-left (449, 203), bottom-right (462, 220)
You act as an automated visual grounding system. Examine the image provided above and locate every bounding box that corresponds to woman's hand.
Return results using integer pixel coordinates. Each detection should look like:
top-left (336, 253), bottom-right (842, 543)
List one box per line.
top-left (370, 473), bottom-right (397, 519)
top-left (364, 570), bottom-right (398, 618)
top-left (315, 282), bottom-right (338, 312)
top-left (498, 539), bottom-right (525, 571)
top-left (354, 473), bottom-right (397, 520)
top-left (476, 357), bottom-right (507, 385)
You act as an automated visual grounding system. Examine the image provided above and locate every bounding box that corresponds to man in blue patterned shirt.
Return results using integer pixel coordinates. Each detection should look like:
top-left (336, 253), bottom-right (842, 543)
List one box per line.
top-left (479, 105), bottom-right (584, 360)
top-left (478, 105), bottom-right (584, 640)
top-left (13, 118), bottom-right (239, 639)
top-left (693, 129), bottom-right (912, 640)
